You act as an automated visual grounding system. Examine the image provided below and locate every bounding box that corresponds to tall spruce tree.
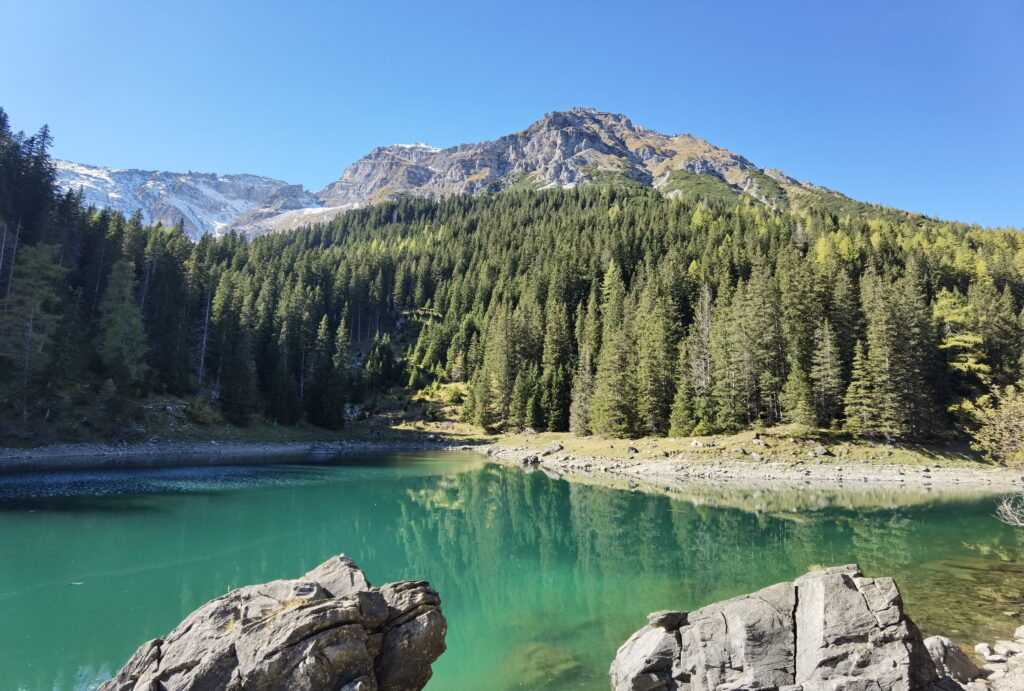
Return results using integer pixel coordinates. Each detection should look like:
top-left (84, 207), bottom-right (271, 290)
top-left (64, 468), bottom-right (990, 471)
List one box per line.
top-left (843, 340), bottom-right (874, 435)
top-left (0, 243), bottom-right (66, 423)
top-left (686, 284), bottom-right (716, 432)
top-left (569, 289), bottom-right (600, 435)
top-left (98, 258), bottom-right (149, 392)
top-left (668, 340), bottom-right (696, 436)
top-left (540, 284), bottom-right (572, 431)
top-left (809, 320), bottom-right (844, 426)
top-left (590, 264), bottom-right (634, 437)
top-left (632, 283), bottom-right (675, 435)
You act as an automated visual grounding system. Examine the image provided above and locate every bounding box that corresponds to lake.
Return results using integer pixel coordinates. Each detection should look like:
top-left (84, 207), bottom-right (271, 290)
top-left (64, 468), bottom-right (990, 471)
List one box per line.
top-left (0, 451), bottom-right (1021, 690)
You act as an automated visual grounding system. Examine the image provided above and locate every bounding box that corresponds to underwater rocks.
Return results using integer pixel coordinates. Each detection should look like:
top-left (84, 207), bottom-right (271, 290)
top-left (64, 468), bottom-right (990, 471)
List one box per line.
top-left (100, 555), bottom-right (446, 691)
top-left (609, 564), bottom-right (982, 691)
top-left (499, 641), bottom-right (584, 690)
top-left (961, 627), bottom-right (1024, 690)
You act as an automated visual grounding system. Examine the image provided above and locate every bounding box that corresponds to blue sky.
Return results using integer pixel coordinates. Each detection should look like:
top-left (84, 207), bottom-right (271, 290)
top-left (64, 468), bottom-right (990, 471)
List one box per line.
top-left (1, 0), bottom-right (1021, 228)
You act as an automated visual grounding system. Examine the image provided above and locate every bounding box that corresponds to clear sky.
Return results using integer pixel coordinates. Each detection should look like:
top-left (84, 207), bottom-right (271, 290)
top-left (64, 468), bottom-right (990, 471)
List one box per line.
top-left (1, 0), bottom-right (1021, 228)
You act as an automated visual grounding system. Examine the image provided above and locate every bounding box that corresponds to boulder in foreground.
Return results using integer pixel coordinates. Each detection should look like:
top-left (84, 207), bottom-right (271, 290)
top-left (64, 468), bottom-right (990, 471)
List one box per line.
top-left (101, 554), bottom-right (446, 691)
top-left (609, 564), bottom-right (984, 691)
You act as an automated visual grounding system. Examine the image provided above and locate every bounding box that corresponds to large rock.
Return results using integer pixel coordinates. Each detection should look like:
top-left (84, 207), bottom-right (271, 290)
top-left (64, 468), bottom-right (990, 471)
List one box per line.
top-left (100, 554), bottom-right (446, 691)
top-left (610, 565), bottom-right (952, 691)
top-left (925, 635), bottom-right (985, 684)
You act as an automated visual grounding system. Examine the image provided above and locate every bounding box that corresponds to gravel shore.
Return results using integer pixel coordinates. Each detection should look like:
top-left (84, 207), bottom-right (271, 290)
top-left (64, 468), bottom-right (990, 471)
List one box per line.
top-left (482, 442), bottom-right (1024, 494)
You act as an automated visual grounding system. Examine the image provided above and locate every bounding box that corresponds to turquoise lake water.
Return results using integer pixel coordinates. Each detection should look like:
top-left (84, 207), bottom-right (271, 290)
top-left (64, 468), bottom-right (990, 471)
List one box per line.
top-left (0, 451), bottom-right (1022, 690)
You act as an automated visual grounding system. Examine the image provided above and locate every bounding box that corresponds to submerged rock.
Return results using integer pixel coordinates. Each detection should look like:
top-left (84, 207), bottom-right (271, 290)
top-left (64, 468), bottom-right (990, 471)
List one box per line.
top-left (100, 554), bottom-right (446, 691)
top-left (610, 564), bottom-right (959, 691)
top-left (500, 641), bottom-right (584, 690)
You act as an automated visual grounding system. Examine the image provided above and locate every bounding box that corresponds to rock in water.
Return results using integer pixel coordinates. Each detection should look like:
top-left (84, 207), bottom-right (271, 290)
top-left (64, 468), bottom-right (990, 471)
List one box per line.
top-left (924, 635), bottom-right (984, 683)
top-left (610, 564), bottom-right (946, 691)
top-left (100, 554), bottom-right (446, 691)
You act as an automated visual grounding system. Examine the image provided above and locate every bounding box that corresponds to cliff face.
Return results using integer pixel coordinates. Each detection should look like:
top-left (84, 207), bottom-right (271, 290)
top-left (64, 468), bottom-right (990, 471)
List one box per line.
top-left (100, 555), bottom-right (446, 691)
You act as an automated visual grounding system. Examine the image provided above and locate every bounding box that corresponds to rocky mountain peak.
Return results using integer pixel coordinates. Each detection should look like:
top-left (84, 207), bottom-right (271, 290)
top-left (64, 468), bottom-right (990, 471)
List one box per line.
top-left (57, 109), bottom-right (846, 238)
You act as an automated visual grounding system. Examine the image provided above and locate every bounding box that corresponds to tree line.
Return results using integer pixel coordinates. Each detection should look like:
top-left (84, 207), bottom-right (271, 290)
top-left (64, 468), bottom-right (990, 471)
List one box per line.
top-left (1, 107), bottom-right (1023, 450)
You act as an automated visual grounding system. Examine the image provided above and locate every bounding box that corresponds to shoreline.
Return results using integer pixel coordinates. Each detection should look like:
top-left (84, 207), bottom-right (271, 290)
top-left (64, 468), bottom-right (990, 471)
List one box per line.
top-left (3, 432), bottom-right (1022, 495)
top-left (0, 437), bottom-right (462, 474)
top-left (480, 442), bottom-right (1024, 494)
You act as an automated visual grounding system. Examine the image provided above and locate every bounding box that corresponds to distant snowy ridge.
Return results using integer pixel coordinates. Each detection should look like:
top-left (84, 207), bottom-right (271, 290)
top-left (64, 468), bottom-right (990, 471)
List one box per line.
top-left (54, 160), bottom-right (319, 239)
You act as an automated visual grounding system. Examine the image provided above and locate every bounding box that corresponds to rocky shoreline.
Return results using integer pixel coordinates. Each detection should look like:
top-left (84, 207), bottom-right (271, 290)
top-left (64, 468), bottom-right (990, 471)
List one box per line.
top-left (482, 442), bottom-right (1024, 493)
top-left (610, 564), bottom-right (1023, 691)
top-left (0, 438), bottom-right (460, 473)
top-left (5, 434), bottom-right (1021, 493)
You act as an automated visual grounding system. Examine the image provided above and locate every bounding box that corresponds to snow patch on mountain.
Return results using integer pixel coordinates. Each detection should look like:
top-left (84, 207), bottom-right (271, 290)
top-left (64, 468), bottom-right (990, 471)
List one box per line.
top-left (55, 160), bottom-right (317, 239)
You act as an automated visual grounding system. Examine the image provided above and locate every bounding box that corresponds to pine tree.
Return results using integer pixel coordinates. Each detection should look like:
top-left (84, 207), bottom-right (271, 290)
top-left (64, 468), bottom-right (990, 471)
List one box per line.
top-left (590, 264), bottom-right (634, 437)
top-left (710, 284), bottom-right (742, 432)
top-left (828, 270), bottom-right (859, 371)
top-left (509, 369), bottom-right (530, 430)
top-left (778, 248), bottom-right (823, 373)
top-left (892, 263), bottom-right (938, 435)
top-left (269, 323), bottom-right (302, 424)
top-left (668, 340), bottom-right (696, 436)
top-left (98, 258), bottom-right (149, 392)
top-left (473, 304), bottom-right (517, 428)
top-left (306, 315), bottom-right (339, 428)
top-left (540, 287), bottom-right (572, 431)
top-left (362, 333), bottom-right (397, 398)
top-left (0, 243), bottom-right (66, 423)
top-left (843, 340), bottom-right (873, 435)
top-left (569, 290), bottom-right (600, 435)
top-left (540, 365), bottom-right (569, 431)
top-left (686, 284), bottom-right (716, 431)
top-left (809, 320), bottom-right (844, 426)
top-left (852, 274), bottom-right (908, 438)
top-left (781, 362), bottom-right (816, 429)
top-left (211, 272), bottom-right (257, 425)
top-left (633, 283), bottom-right (674, 435)
top-left (330, 316), bottom-right (350, 424)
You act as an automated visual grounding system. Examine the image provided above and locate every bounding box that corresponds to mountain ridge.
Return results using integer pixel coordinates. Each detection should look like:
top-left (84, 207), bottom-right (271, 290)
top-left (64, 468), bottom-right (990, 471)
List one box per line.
top-left (55, 108), bottom-right (853, 238)
top-left (53, 159), bottom-right (319, 239)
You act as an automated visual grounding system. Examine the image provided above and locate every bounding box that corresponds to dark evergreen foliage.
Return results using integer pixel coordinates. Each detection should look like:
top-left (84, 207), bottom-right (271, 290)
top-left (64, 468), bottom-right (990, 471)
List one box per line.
top-left (2, 107), bottom-right (1023, 442)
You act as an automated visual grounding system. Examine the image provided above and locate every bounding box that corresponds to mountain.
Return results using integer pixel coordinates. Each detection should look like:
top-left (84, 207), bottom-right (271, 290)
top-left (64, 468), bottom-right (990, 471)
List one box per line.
top-left (56, 108), bottom-right (850, 237)
top-left (259, 107), bottom-right (846, 234)
top-left (319, 108), bottom-right (821, 205)
top-left (53, 160), bottom-right (318, 239)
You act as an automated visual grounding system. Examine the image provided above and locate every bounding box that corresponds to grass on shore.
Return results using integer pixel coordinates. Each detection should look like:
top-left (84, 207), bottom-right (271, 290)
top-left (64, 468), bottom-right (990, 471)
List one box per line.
top-left (493, 425), bottom-right (993, 469)
top-left (0, 378), bottom-right (1000, 470)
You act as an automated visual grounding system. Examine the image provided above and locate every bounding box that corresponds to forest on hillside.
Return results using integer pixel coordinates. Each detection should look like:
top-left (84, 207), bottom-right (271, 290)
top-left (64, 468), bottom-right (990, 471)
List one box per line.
top-left (2, 108), bottom-right (1023, 453)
